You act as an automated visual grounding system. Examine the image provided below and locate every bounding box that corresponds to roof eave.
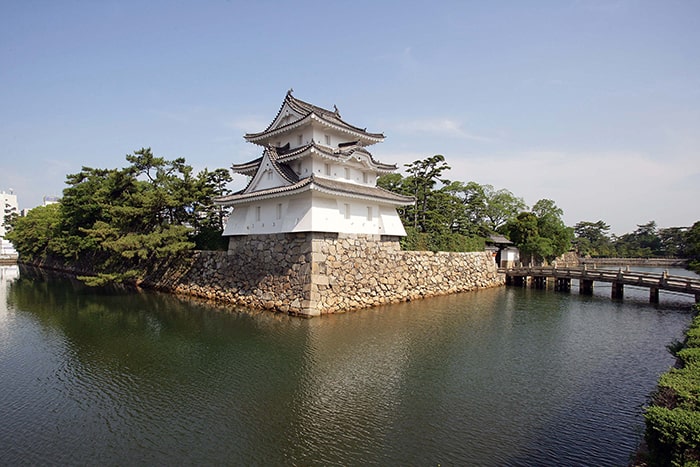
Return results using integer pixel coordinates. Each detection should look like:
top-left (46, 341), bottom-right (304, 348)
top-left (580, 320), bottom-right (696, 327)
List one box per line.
top-left (244, 113), bottom-right (384, 146)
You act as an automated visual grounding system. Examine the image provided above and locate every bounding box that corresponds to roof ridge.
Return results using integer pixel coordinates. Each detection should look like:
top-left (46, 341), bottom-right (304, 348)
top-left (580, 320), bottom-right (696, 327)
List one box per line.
top-left (286, 90), bottom-right (339, 119)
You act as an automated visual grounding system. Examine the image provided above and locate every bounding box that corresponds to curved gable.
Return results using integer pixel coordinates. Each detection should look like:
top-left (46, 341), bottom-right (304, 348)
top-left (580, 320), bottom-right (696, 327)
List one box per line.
top-left (244, 148), bottom-right (298, 194)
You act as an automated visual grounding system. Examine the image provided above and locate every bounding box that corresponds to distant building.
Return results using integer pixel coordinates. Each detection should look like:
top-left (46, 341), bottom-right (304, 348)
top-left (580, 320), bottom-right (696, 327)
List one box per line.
top-left (43, 195), bottom-right (60, 206)
top-left (214, 90), bottom-right (414, 240)
top-left (0, 190), bottom-right (19, 256)
top-left (1, 190), bottom-right (18, 238)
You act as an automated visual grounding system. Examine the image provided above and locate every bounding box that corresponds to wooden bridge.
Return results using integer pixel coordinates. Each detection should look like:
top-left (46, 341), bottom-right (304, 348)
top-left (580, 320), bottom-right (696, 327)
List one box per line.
top-left (502, 266), bottom-right (700, 303)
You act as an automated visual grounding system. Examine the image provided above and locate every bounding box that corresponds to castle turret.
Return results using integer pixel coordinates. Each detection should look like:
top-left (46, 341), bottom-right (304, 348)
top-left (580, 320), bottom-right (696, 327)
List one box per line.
top-left (215, 90), bottom-right (414, 238)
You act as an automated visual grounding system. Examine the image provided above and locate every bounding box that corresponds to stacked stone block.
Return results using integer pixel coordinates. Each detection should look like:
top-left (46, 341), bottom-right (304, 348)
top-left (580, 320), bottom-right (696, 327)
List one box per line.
top-left (148, 233), bottom-right (504, 317)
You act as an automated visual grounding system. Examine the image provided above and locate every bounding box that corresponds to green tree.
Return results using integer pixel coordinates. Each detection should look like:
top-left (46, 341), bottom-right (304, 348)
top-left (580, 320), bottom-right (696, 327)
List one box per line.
top-left (189, 167), bottom-right (233, 250)
top-left (402, 155), bottom-right (451, 231)
top-left (614, 221), bottom-right (662, 257)
top-left (378, 157), bottom-right (487, 252)
top-left (441, 181), bottom-right (526, 236)
top-left (484, 186), bottom-right (527, 232)
top-left (532, 199), bottom-right (574, 261)
top-left (573, 220), bottom-right (614, 257)
top-left (503, 199), bottom-right (573, 265)
top-left (441, 181), bottom-right (487, 236)
top-left (658, 226), bottom-right (687, 258)
top-left (684, 221), bottom-right (700, 273)
top-left (9, 148), bottom-right (232, 285)
top-left (5, 204), bottom-right (62, 260)
top-left (504, 212), bottom-right (541, 265)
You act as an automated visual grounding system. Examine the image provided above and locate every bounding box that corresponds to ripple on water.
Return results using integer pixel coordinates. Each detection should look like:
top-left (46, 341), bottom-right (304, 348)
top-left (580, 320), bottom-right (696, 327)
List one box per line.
top-left (0, 277), bottom-right (694, 465)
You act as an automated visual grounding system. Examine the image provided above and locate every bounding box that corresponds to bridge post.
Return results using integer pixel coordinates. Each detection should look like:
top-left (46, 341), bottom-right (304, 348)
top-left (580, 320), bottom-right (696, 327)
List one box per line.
top-left (580, 279), bottom-right (593, 295)
top-left (512, 276), bottom-right (526, 287)
top-left (555, 277), bottom-right (571, 292)
top-left (532, 276), bottom-right (547, 289)
top-left (612, 282), bottom-right (624, 299)
top-left (649, 287), bottom-right (659, 303)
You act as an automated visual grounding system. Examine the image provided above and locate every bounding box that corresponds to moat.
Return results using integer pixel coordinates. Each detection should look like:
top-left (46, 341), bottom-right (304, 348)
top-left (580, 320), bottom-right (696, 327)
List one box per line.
top-left (1, 265), bottom-right (697, 465)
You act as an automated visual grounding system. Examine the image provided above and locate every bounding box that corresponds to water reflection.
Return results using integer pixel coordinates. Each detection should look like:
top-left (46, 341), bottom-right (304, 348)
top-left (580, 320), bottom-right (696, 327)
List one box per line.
top-left (0, 267), bottom-right (694, 465)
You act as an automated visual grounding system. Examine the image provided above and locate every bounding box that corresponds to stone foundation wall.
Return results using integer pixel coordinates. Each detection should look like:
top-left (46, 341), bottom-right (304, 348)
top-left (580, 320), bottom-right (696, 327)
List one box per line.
top-left (145, 233), bottom-right (314, 314)
top-left (145, 233), bottom-right (504, 317)
top-left (310, 233), bottom-right (503, 314)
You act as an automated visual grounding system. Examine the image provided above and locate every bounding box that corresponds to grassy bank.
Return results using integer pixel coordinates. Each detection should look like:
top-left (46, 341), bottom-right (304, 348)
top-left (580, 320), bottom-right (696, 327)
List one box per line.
top-left (642, 305), bottom-right (700, 466)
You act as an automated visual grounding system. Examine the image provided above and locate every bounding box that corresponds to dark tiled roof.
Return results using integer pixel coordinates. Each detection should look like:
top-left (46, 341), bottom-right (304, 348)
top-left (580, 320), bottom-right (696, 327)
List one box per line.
top-left (214, 174), bottom-right (414, 206)
top-left (231, 142), bottom-right (398, 176)
top-left (231, 157), bottom-right (262, 175)
top-left (234, 147), bottom-right (299, 193)
top-left (271, 151), bottom-right (299, 184)
top-left (312, 176), bottom-right (415, 204)
top-left (488, 234), bottom-right (513, 245)
top-left (244, 90), bottom-right (385, 142)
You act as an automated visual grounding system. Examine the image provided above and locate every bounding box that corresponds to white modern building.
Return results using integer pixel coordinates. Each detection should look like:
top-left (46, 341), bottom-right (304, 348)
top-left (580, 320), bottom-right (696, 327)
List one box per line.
top-left (43, 195), bottom-right (60, 206)
top-left (215, 90), bottom-right (414, 241)
top-left (0, 190), bottom-right (19, 256)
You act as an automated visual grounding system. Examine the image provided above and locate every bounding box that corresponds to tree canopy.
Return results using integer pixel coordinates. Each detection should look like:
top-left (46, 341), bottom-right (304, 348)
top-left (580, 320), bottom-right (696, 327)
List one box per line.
top-left (502, 199), bottom-right (574, 264)
top-left (569, 219), bottom-right (700, 273)
top-left (8, 150), bottom-right (699, 276)
top-left (375, 155), bottom-right (700, 271)
top-left (378, 155), bottom-right (539, 254)
top-left (6, 148), bottom-right (231, 285)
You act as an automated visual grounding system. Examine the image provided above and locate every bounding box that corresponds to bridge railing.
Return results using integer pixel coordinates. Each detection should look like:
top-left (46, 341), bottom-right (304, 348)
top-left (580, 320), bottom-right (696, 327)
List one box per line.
top-left (502, 266), bottom-right (700, 295)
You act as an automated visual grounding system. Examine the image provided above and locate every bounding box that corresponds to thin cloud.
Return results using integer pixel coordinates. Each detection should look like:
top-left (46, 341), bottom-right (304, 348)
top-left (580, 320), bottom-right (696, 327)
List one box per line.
top-left (373, 46), bottom-right (419, 72)
top-left (446, 149), bottom-right (695, 233)
top-left (226, 115), bottom-right (269, 132)
top-left (149, 108), bottom-right (203, 124)
top-left (399, 46), bottom-right (418, 70)
top-left (391, 118), bottom-right (493, 142)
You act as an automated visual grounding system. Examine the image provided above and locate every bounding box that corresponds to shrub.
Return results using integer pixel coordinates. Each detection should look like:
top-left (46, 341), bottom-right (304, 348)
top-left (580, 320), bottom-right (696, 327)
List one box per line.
top-left (645, 309), bottom-right (700, 465)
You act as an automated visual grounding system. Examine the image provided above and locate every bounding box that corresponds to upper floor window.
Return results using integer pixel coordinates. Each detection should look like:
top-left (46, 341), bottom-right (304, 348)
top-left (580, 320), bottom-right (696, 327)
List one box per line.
top-left (345, 168), bottom-right (351, 180)
top-left (255, 206), bottom-right (261, 222)
top-left (297, 134), bottom-right (303, 146)
top-left (324, 134), bottom-right (331, 145)
top-left (325, 163), bottom-right (331, 176)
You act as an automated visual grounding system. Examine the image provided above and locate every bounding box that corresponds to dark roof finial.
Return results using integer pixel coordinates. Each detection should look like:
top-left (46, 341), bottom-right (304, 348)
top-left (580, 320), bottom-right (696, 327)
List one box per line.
top-left (287, 88), bottom-right (294, 96)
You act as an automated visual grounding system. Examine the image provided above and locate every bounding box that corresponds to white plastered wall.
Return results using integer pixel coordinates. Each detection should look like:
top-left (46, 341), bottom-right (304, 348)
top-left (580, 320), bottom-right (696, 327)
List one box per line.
top-left (221, 191), bottom-right (407, 236)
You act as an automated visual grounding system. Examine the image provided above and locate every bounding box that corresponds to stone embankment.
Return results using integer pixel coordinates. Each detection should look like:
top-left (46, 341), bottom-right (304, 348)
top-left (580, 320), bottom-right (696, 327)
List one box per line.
top-left (143, 233), bottom-right (504, 317)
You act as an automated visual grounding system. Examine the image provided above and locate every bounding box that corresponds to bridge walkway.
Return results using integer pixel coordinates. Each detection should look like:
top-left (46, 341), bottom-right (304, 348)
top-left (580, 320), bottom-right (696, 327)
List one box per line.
top-left (500, 266), bottom-right (700, 303)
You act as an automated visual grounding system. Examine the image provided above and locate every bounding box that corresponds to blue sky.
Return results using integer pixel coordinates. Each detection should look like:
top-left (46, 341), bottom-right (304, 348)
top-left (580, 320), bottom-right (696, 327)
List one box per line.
top-left (2, 0), bottom-right (698, 234)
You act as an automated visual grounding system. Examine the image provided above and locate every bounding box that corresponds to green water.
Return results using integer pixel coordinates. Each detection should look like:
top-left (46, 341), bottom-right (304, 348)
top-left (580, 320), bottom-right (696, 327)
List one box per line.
top-left (0, 265), bottom-right (696, 465)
